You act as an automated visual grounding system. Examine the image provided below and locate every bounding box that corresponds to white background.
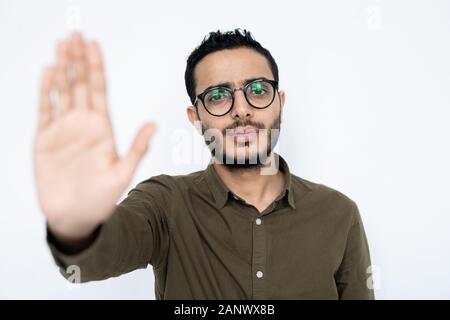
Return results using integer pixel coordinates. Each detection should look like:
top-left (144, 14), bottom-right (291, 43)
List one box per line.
top-left (0, 0), bottom-right (449, 299)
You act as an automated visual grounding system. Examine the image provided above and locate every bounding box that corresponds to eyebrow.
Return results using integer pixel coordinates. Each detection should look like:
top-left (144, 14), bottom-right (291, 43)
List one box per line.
top-left (200, 76), bottom-right (272, 94)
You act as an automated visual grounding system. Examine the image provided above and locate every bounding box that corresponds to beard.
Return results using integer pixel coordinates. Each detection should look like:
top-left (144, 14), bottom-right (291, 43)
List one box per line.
top-left (200, 112), bottom-right (282, 172)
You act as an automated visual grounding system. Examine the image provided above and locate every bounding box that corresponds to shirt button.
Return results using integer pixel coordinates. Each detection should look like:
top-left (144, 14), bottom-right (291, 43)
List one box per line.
top-left (255, 218), bottom-right (262, 225)
top-left (256, 271), bottom-right (264, 278)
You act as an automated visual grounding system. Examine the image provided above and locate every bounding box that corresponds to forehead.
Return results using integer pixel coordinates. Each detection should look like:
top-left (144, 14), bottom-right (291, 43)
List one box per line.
top-left (194, 47), bottom-right (273, 94)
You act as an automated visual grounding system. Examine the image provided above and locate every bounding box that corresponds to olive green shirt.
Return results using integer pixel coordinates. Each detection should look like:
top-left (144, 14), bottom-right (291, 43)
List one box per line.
top-left (47, 154), bottom-right (375, 300)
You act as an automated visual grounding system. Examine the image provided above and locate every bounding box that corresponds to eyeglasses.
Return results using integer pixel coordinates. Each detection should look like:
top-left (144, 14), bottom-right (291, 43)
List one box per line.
top-left (194, 78), bottom-right (279, 117)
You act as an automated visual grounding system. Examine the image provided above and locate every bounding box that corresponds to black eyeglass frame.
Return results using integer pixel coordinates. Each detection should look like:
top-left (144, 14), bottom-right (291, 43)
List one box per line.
top-left (193, 78), bottom-right (279, 117)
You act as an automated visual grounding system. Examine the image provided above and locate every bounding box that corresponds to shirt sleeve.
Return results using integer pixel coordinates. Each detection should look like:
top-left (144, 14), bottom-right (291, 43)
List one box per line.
top-left (46, 176), bottom-right (171, 283)
top-left (334, 202), bottom-right (375, 300)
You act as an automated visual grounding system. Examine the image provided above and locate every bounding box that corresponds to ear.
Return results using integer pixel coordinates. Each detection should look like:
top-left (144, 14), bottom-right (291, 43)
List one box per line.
top-left (186, 105), bottom-right (203, 135)
top-left (278, 90), bottom-right (285, 110)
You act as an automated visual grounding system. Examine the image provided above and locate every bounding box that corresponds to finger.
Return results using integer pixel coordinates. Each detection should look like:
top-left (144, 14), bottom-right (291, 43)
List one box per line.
top-left (86, 42), bottom-right (108, 115)
top-left (69, 32), bottom-right (87, 82)
top-left (37, 67), bottom-right (54, 129)
top-left (72, 82), bottom-right (89, 110)
top-left (54, 66), bottom-right (70, 113)
top-left (117, 123), bottom-right (156, 182)
top-left (55, 42), bottom-right (70, 114)
top-left (68, 33), bottom-right (91, 110)
top-left (57, 41), bottom-right (69, 68)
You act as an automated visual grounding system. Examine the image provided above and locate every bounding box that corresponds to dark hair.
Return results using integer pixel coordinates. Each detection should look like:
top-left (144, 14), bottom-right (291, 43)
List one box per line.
top-left (184, 28), bottom-right (279, 105)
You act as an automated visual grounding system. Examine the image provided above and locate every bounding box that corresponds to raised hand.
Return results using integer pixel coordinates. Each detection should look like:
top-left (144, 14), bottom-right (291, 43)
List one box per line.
top-left (34, 33), bottom-right (156, 241)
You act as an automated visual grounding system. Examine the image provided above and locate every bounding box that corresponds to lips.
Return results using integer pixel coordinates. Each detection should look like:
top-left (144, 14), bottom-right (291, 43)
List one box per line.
top-left (231, 126), bottom-right (258, 135)
top-left (228, 126), bottom-right (258, 143)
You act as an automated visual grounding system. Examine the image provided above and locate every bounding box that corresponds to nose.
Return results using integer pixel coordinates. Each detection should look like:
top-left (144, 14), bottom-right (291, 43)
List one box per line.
top-left (230, 88), bottom-right (253, 120)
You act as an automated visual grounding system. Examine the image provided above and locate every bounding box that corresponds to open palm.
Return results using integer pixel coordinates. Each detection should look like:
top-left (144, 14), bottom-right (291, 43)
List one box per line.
top-left (34, 33), bottom-right (155, 239)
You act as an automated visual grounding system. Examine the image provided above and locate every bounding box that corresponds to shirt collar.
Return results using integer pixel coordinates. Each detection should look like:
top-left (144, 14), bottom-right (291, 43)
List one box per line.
top-left (203, 153), bottom-right (296, 210)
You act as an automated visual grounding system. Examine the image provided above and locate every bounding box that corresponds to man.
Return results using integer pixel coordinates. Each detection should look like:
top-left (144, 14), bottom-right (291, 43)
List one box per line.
top-left (34, 29), bottom-right (375, 299)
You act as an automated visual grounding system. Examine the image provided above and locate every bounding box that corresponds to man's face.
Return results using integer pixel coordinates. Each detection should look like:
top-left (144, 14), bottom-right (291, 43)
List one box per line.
top-left (187, 47), bottom-right (285, 168)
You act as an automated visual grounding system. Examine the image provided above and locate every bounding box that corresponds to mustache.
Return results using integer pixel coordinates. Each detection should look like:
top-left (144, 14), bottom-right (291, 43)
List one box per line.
top-left (222, 120), bottom-right (265, 135)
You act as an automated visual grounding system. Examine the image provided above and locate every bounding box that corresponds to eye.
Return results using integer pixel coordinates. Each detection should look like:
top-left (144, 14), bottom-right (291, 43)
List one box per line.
top-left (206, 88), bottom-right (230, 102)
top-left (249, 81), bottom-right (268, 95)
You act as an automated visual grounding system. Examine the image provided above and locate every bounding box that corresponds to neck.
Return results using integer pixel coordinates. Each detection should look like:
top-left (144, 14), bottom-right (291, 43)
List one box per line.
top-left (212, 153), bottom-right (285, 212)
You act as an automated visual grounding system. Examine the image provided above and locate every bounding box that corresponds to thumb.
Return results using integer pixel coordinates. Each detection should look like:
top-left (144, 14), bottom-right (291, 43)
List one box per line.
top-left (117, 122), bottom-right (156, 181)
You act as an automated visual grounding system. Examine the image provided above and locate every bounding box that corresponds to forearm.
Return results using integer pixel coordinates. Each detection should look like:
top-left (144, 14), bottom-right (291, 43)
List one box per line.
top-left (47, 222), bottom-right (101, 255)
top-left (46, 205), bottom-right (152, 282)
